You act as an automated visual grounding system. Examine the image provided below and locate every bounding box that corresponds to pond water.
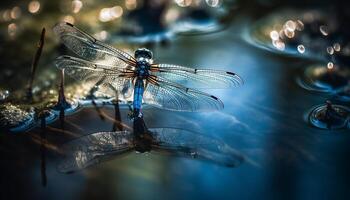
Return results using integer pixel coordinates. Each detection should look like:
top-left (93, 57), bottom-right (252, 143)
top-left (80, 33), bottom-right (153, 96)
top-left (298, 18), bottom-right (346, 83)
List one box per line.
top-left (1, 1), bottom-right (350, 200)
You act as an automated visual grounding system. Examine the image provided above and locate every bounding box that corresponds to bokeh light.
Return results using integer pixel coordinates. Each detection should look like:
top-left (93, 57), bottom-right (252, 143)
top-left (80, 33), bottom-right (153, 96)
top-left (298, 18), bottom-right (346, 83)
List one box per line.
top-left (7, 23), bottom-right (17, 38)
top-left (99, 6), bottom-right (123, 22)
top-left (72, 0), bottom-right (83, 14)
top-left (10, 6), bottom-right (21, 19)
top-left (28, 1), bottom-right (41, 14)
top-left (125, 0), bottom-right (137, 10)
top-left (62, 15), bottom-right (75, 24)
top-left (175, 0), bottom-right (192, 7)
top-left (206, 0), bottom-right (220, 7)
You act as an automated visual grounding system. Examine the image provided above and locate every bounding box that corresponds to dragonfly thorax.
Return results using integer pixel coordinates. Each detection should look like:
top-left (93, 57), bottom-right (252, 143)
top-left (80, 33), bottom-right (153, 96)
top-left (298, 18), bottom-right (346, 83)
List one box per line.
top-left (135, 60), bottom-right (151, 79)
top-left (134, 48), bottom-right (153, 79)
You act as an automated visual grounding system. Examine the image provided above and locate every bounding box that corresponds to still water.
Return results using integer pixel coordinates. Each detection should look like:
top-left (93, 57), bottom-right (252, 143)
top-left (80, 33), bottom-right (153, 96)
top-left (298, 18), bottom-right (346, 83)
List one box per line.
top-left (1, 8), bottom-right (350, 200)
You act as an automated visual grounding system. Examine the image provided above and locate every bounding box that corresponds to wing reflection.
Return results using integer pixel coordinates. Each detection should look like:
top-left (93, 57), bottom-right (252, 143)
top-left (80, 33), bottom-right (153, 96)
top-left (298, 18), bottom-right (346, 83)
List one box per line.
top-left (57, 131), bottom-right (134, 173)
top-left (57, 118), bottom-right (243, 173)
top-left (150, 128), bottom-right (243, 167)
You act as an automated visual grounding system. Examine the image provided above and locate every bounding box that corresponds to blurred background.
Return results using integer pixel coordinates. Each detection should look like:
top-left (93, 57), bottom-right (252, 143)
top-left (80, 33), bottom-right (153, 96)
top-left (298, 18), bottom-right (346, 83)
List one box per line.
top-left (1, 0), bottom-right (350, 199)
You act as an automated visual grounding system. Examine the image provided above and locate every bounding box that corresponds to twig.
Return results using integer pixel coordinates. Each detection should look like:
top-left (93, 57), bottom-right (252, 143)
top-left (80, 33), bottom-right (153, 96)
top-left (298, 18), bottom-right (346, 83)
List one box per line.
top-left (27, 28), bottom-right (46, 101)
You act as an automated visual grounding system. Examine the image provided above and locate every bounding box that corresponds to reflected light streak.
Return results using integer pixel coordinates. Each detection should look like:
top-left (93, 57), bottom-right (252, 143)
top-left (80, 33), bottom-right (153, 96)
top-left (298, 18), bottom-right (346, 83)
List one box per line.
top-left (319, 25), bottom-right (328, 36)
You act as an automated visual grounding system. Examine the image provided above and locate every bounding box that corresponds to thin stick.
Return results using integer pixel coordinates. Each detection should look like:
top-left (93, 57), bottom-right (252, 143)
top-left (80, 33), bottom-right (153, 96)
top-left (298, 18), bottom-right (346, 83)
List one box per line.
top-left (27, 28), bottom-right (46, 100)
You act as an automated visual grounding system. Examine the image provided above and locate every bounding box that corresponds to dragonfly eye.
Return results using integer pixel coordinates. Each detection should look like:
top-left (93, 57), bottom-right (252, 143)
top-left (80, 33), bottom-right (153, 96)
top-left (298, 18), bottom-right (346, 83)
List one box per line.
top-left (135, 48), bottom-right (153, 60)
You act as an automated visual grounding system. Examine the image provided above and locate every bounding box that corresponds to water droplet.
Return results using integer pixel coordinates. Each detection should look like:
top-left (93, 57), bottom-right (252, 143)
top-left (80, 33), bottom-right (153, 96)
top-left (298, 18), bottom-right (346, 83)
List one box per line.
top-left (297, 45), bottom-right (305, 54)
top-left (270, 30), bottom-right (279, 41)
top-left (297, 64), bottom-right (350, 93)
top-left (327, 46), bottom-right (334, 55)
top-left (308, 101), bottom-right (350, 130)
top-left (272, 40), bottom-right (285, 50)
top-left (333, 43), bottom-right (341, 52)
top-left (320, 25), bottom-right (329, 36)
top-left (284, 28), bottom-right (295, 39)
top-left (296, 20), bottom-right (304, 31)
top-left (327, 62), bottom-right (334, 69)
top-left (285, 20), bottom-right (296, 31)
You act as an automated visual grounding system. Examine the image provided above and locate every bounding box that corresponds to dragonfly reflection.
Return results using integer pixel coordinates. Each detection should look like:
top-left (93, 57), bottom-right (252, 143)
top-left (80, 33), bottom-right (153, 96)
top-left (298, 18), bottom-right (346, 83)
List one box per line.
top-left (53, 22), bottom-right (242, 117)
top-left (57, 117), bottom-right (243, 173)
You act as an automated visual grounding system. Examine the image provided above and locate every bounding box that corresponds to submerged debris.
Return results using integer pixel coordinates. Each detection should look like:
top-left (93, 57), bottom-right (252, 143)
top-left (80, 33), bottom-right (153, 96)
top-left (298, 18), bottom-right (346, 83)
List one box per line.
top-left (0, 103), bottom-right (35, 131)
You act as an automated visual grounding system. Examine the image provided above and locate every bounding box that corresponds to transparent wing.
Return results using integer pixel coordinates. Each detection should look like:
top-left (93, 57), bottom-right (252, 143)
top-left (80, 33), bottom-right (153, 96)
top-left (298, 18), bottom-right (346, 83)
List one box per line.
top-left (150, 128), bottom-right (243, 167)
top-left (53, 22), bottom-right (136, 67)
top-left (143, 75), bottom-right (224, 111)
top-left (55, 55), bottom-right (134, 92)
top-left (150, 63), bottom-right (243, 88)
top-left (57, 131), bottom-right (134, 173)
top-left (92, 80), bottom-right (134, 102)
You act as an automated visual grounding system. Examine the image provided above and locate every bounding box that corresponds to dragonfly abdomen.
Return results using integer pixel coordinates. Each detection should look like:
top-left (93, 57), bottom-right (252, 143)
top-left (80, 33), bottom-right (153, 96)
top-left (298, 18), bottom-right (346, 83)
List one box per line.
top-left (133, 79), bottom-right (145, 114)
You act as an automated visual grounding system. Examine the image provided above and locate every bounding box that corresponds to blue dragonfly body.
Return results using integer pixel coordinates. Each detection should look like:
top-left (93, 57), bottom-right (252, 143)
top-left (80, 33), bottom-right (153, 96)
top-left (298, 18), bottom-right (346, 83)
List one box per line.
top-left (132, 48), bottom-right (153, 117)
top-left (133, 79), bottom-right (144, 114)
top-left (53, 22), bottom-right (243, 117)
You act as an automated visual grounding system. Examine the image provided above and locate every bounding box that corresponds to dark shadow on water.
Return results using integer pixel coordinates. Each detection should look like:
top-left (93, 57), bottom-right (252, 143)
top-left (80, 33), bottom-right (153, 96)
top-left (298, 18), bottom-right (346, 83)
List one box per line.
top-left (39, 111), bottom-right (47, 187)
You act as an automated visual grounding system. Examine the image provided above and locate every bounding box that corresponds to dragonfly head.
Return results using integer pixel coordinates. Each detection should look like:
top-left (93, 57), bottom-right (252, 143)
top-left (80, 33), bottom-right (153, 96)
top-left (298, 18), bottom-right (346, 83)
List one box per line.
top-left (135, 48), bottom-right (152, 78)
top-left (135, 48), bottom-right (153, 60)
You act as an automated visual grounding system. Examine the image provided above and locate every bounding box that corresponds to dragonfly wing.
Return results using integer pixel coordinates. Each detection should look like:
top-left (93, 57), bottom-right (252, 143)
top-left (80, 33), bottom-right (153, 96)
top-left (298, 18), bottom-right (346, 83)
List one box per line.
top-left (143, 76), bottom-right (223, 111)
top-left (55, 55), bottom-right (133, 92)
top-left (93, 80), bottom-right (134, 101)
top-left (150, 128), bottom-right (243, 167)
top-left (57, 131), bottom-right (134, 173)
top-left (53, 22), bottom-right (136, 67)
top-left (151, 63), bottom-right (243, 88)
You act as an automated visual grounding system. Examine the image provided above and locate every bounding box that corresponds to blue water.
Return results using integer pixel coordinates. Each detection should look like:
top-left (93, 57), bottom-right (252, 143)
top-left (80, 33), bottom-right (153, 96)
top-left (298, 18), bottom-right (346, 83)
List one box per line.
top-left (1, 13), bottom-right (350, 200)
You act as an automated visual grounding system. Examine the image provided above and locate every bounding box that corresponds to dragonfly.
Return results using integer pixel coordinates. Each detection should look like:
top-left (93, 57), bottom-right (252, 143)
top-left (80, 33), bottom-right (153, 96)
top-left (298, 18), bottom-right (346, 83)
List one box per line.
top-left (53, 22), bottom-right (243, 118)
top-left (57, 117), bottom-right (243, 173)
